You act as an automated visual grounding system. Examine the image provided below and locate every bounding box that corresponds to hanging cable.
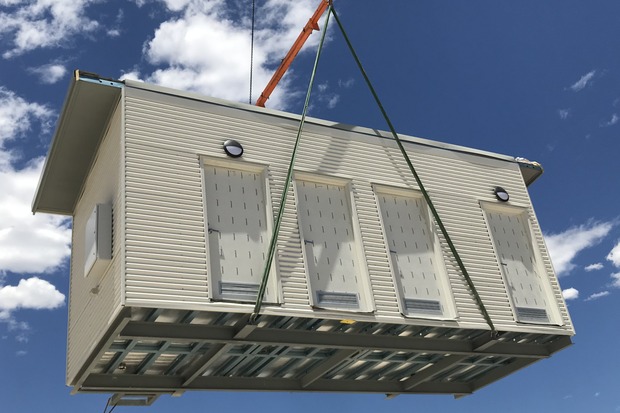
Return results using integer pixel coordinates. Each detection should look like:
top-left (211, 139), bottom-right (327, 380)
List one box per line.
top-left (251, 5), bottom-right (333, 324)
top-left (102, 397), bottom-right (118, 413)
top-left (249, 0), bottom-right (256, 104)
top-left (329, 6), bottom-right (497, 335)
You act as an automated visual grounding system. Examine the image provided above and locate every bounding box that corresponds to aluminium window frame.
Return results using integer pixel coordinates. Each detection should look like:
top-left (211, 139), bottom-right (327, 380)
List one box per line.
top-left (480, 200), bottom-right (563, 326)
top-left (293, 172), bottom-right (375, 313)
top-left (373, 184), bottom-right (457, 321)
top-left (200, 155), bottom-right (281, 305)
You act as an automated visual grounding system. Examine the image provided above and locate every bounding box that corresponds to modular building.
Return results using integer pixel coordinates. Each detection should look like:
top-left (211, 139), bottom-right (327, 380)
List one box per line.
top-left (33, 70), bottom-right (573, 406)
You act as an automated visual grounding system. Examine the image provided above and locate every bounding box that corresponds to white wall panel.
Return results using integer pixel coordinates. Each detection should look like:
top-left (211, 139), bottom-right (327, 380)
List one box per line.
top-left (483, 204), bottom-right (561, 325)
top-left (374, 186), bottom-right (455, 319)
top-left (295, 177), bottom-right (372, 312)
top-left (120, 85), bottom-right (573, 334)
top-left (67, 102), bottom-right (123, 384)
top-left (203, 162), bottom-right (278, 303)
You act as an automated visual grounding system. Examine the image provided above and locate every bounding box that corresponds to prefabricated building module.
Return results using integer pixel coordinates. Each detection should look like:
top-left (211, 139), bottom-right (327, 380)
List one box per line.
top-left (32, 70), bottom-right (574, 406)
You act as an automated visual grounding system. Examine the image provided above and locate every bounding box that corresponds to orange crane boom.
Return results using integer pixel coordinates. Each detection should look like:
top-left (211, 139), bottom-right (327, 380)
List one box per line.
top-left (256, 0), bottom-right (330, 107)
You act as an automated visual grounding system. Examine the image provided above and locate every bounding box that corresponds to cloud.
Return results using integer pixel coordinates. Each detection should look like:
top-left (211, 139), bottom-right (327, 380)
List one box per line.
top-left (611, 272), bottom-right (620, 288)
top-left (0, 158), bottom-right (72, 273)
top-left (562, 287), bottom-right (579, 301)
top-left (0, 87), bottom-right (71, 273)
top-left (545, 221), bottom-right (614, 276)
top-left (135, 0), bottom-right (326, 109)
top-left (584, 263), bottom-right (604, 271)
top-left (568, 70), bottom-right (596, 92)
top-left (0, 87), bottom-right (52, 147)
top-left (607, 242), bottom-right (620, 267)
top-left (338, 78), bottom-right (355, 88)
top-left (585, 291), bottom-right (610, 301)
top-left (313, 81), bottom-right (341, 110)
top-left (28, 63), bottom-right (67, 84)
top-left (558, 109), bottom-right (570, 120)
top-left (0, 277), bottom-right (65, 312)
top-left (0, 0), bottom-right (100, 58)
top-left (600, 113), bottom-right (619, 127)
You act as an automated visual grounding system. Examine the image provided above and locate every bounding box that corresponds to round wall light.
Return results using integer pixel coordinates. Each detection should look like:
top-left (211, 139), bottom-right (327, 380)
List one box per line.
top-left (223, 139), bottom-right (243, 157)
top-left (493, 186), bottom-right (509, 202)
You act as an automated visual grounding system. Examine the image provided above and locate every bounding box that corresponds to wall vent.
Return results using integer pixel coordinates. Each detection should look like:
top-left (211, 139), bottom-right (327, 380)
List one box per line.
top-left (316, 291), bottom-right (359, 309)
top-left (404, 299), bottom-right (443, 316)
top-left (219, 281), bottom-right (260, 301)
top-left (84, 203), bottom-right (112, 277)
top-left (516, 307), bottom-right (550, 324)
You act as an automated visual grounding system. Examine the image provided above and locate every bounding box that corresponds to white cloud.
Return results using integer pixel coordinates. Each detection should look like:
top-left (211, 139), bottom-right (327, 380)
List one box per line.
top-left (0, 0), bottom-right (100, 58)
top-left (545, 221), bottom-right (614, 276)
top-left (568, 70), bottom-right (596, 92)
top-left (601, 113), bottom-right (619, 127)
top-left (0, 87), bottom-right (52, 147)
top-left (119, 70), bottom-right (143, 82)
top-left (611, 272), bottom-right (620, 288)
top-left (326, 95), bottom-right (339, 109)
top-left (137, 0), bottom-right (326, 109)
top-left (313, 81), bottom-right (341, 110)
top-left (338, 78), bottom-right (355, 88)
top-left (28, 63), bottom-right (67, 84)
top-left (585, 291), bottom-right (610, 301)
top-left (607, 241), bottom-right (620, 267)
top-left (0, 277), bottom-right (65, 311)
top-left (0, 87), bottom-right (71, 273)
top-left (558, 109), bottom-right (570, 120)
top-left (585, 263), bottom-right (604, 271)
top-left (562, 287), bottom-right (579, 301)
top-left (0, 158), bottom-right (72, 273)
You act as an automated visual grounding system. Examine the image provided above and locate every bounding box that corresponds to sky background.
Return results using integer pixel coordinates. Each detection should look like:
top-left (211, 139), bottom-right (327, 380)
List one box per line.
top-left (1, 0), bottom-right (619, 412)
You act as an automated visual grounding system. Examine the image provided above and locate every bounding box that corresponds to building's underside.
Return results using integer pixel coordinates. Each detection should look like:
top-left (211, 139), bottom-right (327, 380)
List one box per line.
top-left (73, 307), bottom-right (572, 406)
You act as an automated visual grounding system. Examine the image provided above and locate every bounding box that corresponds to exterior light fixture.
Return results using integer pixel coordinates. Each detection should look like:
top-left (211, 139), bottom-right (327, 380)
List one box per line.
top-left (494, 186), bottom-right (509, 202)
top-left (223, 139), bottom-right (243, 157)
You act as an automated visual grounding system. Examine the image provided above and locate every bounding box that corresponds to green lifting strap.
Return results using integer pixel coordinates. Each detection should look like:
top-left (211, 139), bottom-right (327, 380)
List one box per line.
top-left (250, 4), bottom-right (333, 324)
top-left (329, 6), bottom-right (497, 334)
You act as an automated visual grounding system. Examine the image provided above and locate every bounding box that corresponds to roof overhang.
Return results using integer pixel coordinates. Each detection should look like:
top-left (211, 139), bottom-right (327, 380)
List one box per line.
top-left (32, 70), bottom-right (123, 215)
top-left (517, 159), bottom-right (544, 186)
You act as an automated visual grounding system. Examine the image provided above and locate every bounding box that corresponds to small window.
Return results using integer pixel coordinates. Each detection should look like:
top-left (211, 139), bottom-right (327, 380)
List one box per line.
top-left (203, 160), bottom-right (278, 303)
top-left (374, 186), bottom-right (455, 319)
top-left (295, 176), bottom-right (372, 312)
top-left (482, 203), bottom-right (559, 325)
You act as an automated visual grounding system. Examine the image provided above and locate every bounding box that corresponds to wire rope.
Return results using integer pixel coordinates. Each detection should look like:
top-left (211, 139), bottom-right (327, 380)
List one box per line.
top-left (329, 6), bottom-right (496, 334)
top-left (249, 0), bottom-right (256, 104)
top-left (251, 5), bottom-right (333, 323)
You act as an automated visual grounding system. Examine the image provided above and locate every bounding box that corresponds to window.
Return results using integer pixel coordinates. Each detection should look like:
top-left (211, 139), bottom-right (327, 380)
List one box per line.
top-left (374, 186), bottom-right (455, 319)
top-left (203, 160), bottom-right (278, 303)
top-left (295, 176), bottom-right (372, 312)
top-left (483, 203), bottom-right (559, 325)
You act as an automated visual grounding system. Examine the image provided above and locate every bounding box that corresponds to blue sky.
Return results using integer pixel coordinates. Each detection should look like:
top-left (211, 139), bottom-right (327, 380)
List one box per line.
top-left (1, 0), bottom-right (619, 411)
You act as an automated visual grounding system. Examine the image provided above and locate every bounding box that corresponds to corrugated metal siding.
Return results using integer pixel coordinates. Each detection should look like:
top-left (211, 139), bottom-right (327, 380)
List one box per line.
top-left (67, 102), bottom-right (123, 384)
top-left (122, 86), bottom-right (572, 334)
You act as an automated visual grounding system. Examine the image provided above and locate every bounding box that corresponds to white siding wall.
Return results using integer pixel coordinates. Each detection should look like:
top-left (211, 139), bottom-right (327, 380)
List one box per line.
top-left (67, 102), bottom-right (123, 384)
top-left (122, 85), bottom-right (572, 334)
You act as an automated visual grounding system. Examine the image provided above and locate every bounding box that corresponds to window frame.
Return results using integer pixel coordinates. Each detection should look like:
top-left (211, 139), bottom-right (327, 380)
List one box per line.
top-left (200, 156), bottom-right (280, 304)
top-left (480, 201), bottom-right (562, 326)
top-left (293, 172), bottom-right (375, 313)
top-left (373, 184), bottom-right (457, 320)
